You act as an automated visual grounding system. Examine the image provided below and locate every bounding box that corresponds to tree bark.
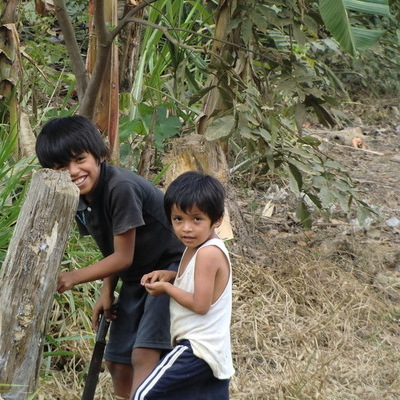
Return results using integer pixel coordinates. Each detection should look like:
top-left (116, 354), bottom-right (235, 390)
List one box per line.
top-left (0, 169), bottom-right (79, 400)
top-left (119, 0), bottom-right (144, 92)
top-left (163, 135), bottom-right (234, 240)
top-left (0, 0), bottom-right (19, 23)
top-left (53, 0), bottom-right (88, 100)
top-left (86, 0), bottom-right (120, 162)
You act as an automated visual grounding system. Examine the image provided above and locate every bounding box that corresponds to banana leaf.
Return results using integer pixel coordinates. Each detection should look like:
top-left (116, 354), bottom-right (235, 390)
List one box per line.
top-left (319, 0), bottom-right (391, 55)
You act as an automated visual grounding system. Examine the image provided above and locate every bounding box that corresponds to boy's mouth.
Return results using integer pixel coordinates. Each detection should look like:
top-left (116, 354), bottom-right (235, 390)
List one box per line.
top-left (73, 176), bottom-right (86, 186)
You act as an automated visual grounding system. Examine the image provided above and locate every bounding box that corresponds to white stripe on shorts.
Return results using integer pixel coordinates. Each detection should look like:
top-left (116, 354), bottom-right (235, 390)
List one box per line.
top-left (132, 344), bottom-right (188, 400)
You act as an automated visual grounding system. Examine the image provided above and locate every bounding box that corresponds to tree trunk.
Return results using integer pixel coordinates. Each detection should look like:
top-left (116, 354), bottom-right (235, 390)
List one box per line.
top-left (87, 0), bottom-right (120, 163)
top-left (119, 0), bottom-right (144, 92)
top-left (163, 135), bottom-right (234, 240)
top-left (197, 0), bottom-right (233, 139)
top-left (197, 0), bottom-right (252, 146)
top-left (167, 0), bottom-right (251, 242)
top-left (0, 169), bottom-right (79, 400)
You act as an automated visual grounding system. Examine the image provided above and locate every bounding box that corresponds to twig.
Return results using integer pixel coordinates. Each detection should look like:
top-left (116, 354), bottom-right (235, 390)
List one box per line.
top-left (323, 140), bottom-right (384, 156)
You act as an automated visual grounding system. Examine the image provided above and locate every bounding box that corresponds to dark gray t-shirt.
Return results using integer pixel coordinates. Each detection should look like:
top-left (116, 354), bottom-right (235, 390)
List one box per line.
top-left (76, 162), bottom-right (184, 283)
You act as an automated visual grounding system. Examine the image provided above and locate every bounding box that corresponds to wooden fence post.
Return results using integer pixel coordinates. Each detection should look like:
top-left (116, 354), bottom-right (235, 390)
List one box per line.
top-left (0, 169), bottom-right (79, 400)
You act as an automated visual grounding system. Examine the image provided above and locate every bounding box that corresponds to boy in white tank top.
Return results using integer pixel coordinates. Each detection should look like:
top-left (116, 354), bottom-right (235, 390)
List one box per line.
top-left (132, 171), bottom-right (234, 400)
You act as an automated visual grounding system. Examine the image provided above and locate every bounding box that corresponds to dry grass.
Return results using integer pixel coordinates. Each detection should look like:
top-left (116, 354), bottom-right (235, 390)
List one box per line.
top-left (36, 232), bottom-right (400, 400)
top-left (230, 235), bottom-right (400, 400)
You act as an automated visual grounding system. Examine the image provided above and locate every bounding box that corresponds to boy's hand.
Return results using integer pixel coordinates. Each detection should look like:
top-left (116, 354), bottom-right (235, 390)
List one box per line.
top-left (144, 281), bottom-right (170, 297)
top-left (141, 270), bottom-right (177, 286)
top-left (57, 271), bottom-right (76, 293)
top-left (92, 292), bottom-right (116, 331)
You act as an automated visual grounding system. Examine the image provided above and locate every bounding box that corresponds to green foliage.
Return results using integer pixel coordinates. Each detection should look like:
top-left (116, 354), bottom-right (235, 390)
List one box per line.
top-left (18, 1), bottom-right (80, 125)
top-left (11, 0), bottom-right (395, 228)
top-left (119, 105), bottom-right (181, 168)
top-left (0, 127), bottom-right (35, 265)
top-left (196, 0), bottom-right (384, 227)
top-left (127, 0), bottom-right (212, 122)
top-left (321, 2), bottom-right (400, 98)
top-left (130, 104), bottom-right (181, 152)
top-left (319, 0), bottom-right (391, 56)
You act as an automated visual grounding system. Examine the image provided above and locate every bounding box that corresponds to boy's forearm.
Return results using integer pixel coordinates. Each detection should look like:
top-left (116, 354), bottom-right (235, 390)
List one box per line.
top-left (102, 275), bottom-right (119, 293)
top-left (70, 253), bottom-right (130, 286)
top-left (164, 284), bottom-right (210, 315)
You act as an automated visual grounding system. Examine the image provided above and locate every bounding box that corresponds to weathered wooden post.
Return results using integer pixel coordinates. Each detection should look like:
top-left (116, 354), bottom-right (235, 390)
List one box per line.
top-left (0, 169), bottom-right (79, 400)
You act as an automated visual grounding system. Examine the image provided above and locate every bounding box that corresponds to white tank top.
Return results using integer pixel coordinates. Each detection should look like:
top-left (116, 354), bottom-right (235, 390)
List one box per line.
top-left (170, 238), bottom-right (235, 379)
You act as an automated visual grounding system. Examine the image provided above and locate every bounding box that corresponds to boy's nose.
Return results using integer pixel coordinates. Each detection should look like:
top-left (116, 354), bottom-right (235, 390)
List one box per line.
top-left (182, 222), bottom-right (192, 232)
top-left (68, 162), bottom-right (79, 176)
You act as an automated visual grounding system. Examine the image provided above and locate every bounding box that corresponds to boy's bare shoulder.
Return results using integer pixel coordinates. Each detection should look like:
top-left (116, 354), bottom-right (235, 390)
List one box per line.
top-left (197, 243), bottom-right (228, 262)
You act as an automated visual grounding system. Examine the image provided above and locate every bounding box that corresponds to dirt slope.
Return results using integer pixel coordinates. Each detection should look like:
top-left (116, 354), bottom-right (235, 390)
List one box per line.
top-left (228, 100), bottom-right (400, 399)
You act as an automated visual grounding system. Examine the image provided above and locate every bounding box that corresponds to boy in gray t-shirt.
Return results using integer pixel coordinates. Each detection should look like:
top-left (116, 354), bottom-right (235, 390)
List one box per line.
top-left (36, 115), bottom-right (184, 399)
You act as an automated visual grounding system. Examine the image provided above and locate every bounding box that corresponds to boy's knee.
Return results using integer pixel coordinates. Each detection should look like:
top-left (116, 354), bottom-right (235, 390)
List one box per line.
top-left (131, 347), bottom-right (161, 368)
top-left (106, 360), bottom-right (132, 379)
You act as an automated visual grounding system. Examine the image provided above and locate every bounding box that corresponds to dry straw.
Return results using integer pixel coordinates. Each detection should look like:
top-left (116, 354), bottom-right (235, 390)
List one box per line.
top-left (38, 233), bottom-right (400, 399)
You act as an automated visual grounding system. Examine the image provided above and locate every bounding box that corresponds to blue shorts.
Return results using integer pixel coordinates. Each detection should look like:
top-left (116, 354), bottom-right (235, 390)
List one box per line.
top-left (132, 340), bottom-right (230, 400)
top-left (104, 273), bottom-right (175, 364)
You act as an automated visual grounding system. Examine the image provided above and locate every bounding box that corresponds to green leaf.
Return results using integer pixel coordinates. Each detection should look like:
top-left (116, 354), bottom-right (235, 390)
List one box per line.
top-left (188, 85), bottom-right (216, 106)
top-left (153, 108), bottom-right (181, 151)
top-left (320, 186), bottom-right (335, 209)
top-left (242, 18), bottom-right (253, 43)
top-left (319, 0), bottom-right (390, 55)
top-left (296, 199), bottom-right (312, 230)
top-left (119, 116), bottom-right (144, 141)
top-left (287, 157), bottom-right (318, 175)
top-left (257, 128), bottom-right (272, 142)
top-left (306, 192), bottom-right (323, 209)
top-left (286, 163), bottom-right (303, 195)
top-left (324, 160), bottom-right (347, 171)
top-left (332, 188), bottom-right (350, 212)
top-left (226, 18), bottom-right (241, 33)
top-left (204, 115), bottom-right (236, 141)
top-left (152, 163), bottom-right (171, 185)
top-left (240, 126), bottom-right (259, 141)
top-left (295, 102), bottom-right (307, 135)
top-left (319, 0), bottom-right (355, 55)
top-left (251, 12), bottom-right (268, 33)
top-left (298, 135), bottom-right (322, 146)
top-left (352, 27), bottom-right (386, 50)
top-left (344, 0), bottom-right (390, 16)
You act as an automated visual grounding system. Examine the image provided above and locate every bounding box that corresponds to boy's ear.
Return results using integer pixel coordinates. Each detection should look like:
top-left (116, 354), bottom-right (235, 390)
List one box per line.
top-left (214, 215), bottom-right (224, 228)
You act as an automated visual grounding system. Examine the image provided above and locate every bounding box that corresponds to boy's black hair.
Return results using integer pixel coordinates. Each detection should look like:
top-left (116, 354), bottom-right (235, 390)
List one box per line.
top-left (35, 115), bottom-right (109, 168)
top-left (164, 170), bottom-right (225, 225)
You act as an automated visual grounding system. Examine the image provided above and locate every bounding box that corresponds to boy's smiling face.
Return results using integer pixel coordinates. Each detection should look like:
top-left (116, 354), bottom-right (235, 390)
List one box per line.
top-left (55, 152), bottom-right (101, 201)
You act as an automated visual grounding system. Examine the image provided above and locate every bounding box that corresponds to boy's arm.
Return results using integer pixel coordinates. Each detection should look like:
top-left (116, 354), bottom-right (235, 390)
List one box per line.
top-left (57, 228), bottom-right (136, 293)
top-left (145, 246), bottom-right (228, 315)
